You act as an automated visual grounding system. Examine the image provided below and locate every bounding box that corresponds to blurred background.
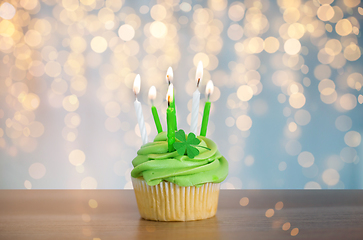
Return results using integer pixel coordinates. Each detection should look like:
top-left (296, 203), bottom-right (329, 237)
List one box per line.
top-left (0, 0), bottom-right (362, 190)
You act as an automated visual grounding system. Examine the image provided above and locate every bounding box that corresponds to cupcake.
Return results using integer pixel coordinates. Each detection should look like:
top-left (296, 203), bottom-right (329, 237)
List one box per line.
top-left (131, 131), bottom-right (228, 221)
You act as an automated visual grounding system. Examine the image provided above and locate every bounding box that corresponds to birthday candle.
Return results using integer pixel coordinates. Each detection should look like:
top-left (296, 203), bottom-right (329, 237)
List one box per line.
top-left (133, 74), bottom-right (148, 144)
top-left (166, 67), bottom-right (177, 129)
top-left (148, 86), bottom-right (163, 133)
top-left (190, 61), bottom-right (203, 134)
top-left (166, 67), bottom-right (174, 107)
top-left (166, 84), bottom-right (176, 152)
top-left (200, 80), bottom-right (214, 137)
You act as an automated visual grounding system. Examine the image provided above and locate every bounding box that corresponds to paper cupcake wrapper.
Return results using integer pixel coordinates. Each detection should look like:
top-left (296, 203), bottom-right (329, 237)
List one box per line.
top-left (131, 177), bottom-right (220, 221)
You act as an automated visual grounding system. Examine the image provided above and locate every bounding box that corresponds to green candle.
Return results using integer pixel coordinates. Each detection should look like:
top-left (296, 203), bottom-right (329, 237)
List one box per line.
top-left (167, 107), bottom-right (176, 152)
top-left (149, 86), bottom-right (163, 133)
top-left (200, 80), bottom-right (214, 137)
top-left (166, 84), bottom-right (176, 152)
top-left (151, 106), bottom-right (163, 133)
top-left (200, 101), bottom-right (211, 137)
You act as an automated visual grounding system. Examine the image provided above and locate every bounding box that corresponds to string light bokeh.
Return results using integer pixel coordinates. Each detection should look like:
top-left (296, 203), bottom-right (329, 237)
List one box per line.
top-left (0, 0), bottom-right (362, 189)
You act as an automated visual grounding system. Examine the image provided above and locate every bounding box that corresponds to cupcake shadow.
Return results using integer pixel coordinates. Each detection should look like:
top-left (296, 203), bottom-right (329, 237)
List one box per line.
top-left (136, 215), bottom-right (221, 240)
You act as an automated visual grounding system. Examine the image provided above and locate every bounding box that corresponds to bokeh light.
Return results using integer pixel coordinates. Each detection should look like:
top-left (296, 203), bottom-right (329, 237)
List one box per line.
top-left (282, 222), bottom-right (291, 231)
top-left (0, 3), bottom-right (16, 20)
top-left (239, 197), bottom-right (249, 206)
top-left (81, 177), bottom-right (97, 189)
top-left (291, 228), bottom-right (299, 236)
top-left (69, 149), bottom-right (86, 166)
top-left (89, 199), bottom-right (98, 208)
top-left (265, 209), bottom-right (275, 218)
top-left (118, 24), bottom-right (135, 41)
top-left (29, 163), bottom-right (46, 179)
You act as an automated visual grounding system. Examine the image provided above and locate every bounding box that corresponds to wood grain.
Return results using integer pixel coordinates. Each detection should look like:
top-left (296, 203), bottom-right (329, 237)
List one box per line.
top-left (0, 190), bottom-right (362, 240)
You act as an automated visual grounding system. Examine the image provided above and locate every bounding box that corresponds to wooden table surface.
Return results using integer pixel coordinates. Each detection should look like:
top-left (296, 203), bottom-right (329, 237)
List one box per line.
top-left (0, 190), bottom-right (362, 240)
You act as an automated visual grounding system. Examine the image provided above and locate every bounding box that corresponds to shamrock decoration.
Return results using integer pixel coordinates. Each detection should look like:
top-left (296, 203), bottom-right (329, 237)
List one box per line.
top-left (173, 130), bottom-right (210, 159)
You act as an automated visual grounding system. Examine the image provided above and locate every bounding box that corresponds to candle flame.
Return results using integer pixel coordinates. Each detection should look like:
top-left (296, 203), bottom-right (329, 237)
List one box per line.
top-left (148, 86), bottom-right (157, 100)
top-left (166, 67), bottom-right (173, 84)
top-left (206, 80), bottom-right (214, 96)
top-left (133, 74), bottom-right (141, 95)
top-left (195, 61), bottom-right (203, 87)
top-left (166, 83), bottom-right (174, 103)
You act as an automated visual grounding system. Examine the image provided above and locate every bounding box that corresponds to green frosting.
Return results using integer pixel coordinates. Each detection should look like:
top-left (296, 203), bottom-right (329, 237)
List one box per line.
top-left (131, 131), bottom-right (229, 187)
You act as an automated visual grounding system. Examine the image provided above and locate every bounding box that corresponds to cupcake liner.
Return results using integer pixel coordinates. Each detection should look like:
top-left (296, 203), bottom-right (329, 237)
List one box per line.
top-left (131, 177), bottom-right (220, 221)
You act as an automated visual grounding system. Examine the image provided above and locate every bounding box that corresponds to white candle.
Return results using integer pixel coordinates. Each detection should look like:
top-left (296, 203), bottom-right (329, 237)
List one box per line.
top-left (191, 89), bottom-right (200, 134)
top-left (190, 61), bottom-right (203, 134)
top-left (133, 74), bottom-right (148, 145)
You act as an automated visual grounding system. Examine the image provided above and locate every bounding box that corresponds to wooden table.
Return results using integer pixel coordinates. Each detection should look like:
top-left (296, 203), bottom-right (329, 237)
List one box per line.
top-left (0, 190), bottom-right (362, 240)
